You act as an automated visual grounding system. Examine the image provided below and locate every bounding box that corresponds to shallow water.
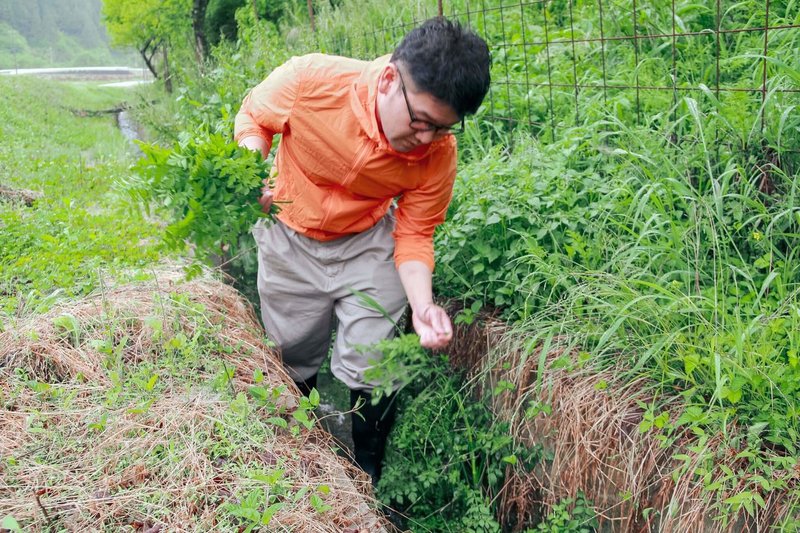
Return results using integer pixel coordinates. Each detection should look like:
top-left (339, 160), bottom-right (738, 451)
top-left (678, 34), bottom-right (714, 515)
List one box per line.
top-left (116, 110), bottom-right (142, 156)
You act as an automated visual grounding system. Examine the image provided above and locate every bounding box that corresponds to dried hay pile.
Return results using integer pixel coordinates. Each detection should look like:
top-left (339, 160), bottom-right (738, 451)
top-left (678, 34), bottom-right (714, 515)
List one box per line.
top-left (445, 314), bottom-right (798, 532)
top-left (0, 270), bottom-right (388, 532)
top-left (0, 185), bottom-right (42, 207)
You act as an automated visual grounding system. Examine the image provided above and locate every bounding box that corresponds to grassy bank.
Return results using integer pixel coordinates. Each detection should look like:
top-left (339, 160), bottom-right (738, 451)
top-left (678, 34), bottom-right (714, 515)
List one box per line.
top-left (0, 77), bottom-right (385, 532)
top-left (434, 121), bottom-right (800, 529)
top-left (0, 77), bottom-right (164, 319)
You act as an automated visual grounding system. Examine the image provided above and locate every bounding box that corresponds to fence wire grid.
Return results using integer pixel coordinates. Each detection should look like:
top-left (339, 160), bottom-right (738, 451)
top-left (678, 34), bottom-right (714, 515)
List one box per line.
top-left (310, 0), bottom-right (799, 162)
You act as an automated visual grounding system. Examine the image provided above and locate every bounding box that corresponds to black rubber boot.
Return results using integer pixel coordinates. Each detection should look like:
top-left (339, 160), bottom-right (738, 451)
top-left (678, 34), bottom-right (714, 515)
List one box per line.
top-left (350, 389), bottom-right (397, 485)
top-left (294, 374), bottom-right (318, 397)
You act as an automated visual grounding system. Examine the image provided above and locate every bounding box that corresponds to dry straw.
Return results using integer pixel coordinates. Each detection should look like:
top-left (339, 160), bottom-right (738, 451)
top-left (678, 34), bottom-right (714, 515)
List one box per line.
top-left (444, 310), bottom-right (798, 532)
top-left (0, 268), bottom-right (390, 532)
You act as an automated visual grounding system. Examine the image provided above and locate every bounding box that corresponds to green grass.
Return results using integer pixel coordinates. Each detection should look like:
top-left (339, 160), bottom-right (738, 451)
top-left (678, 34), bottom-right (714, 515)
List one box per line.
top-left (434, 113), bottom-right (800, 525)
top-left (0, 76), bottom-right (165, 318)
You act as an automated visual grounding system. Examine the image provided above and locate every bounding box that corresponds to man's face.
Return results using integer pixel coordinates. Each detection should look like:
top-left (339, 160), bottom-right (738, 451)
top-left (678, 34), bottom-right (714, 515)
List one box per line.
top-left (376, 63), bottom-right (461, 153)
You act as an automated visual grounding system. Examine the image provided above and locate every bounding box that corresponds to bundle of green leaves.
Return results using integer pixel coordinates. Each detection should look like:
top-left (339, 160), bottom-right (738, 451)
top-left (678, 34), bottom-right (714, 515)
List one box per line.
top-left (132, 131), bottom-right (277, 266)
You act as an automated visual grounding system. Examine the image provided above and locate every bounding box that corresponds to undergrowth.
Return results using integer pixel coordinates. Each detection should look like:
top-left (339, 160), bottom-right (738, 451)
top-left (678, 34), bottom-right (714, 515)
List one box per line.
top-left (0, 287), bottom-right (331, 531)
top-left (365, 334), bottom-right (545, 532)
top-left (435, 111), bottom-right (800, 524)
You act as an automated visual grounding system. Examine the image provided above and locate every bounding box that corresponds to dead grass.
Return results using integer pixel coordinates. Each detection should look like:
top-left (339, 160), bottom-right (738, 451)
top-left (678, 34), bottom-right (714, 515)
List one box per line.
top-left (0, 185), bottom-right (42, 206)
top-left (444, 312), bottom-right (800, 532)
top-left (0, 269), bottom-right (389, 532)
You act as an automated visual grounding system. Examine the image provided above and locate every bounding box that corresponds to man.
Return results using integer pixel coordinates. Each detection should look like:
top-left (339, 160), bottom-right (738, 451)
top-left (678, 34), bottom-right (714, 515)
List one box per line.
top-left (234, 17), bottom-right (490, 483)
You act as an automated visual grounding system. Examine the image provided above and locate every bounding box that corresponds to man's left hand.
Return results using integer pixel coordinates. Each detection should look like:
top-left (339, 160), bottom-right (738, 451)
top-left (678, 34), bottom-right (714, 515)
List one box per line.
top-left (412, 303), bottom-right (453, 349)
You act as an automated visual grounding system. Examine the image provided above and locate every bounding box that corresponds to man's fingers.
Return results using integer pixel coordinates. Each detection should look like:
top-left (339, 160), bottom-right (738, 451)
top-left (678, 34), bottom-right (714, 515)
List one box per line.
top-left (418, 329), bottom-right (450, 349)
top-left (414, 305), bottom-right (453, 349)
top-left (420, 334), bottom-right (443, 349)
top-left (258, 190), bottom-right (273, 212)
top-left (434, 312), bottom-right (453, 337)
top-left (419, 330), bottom-right (435, 348)
top-left (427, 306), bottom-right (453, 338)
top-left (421, 336), bottom-right (448, 349)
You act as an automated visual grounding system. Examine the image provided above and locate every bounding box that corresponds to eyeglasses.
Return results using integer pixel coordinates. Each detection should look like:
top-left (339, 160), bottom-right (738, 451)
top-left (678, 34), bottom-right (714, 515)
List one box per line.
top-left (396, 67), bottom-right (464, 134)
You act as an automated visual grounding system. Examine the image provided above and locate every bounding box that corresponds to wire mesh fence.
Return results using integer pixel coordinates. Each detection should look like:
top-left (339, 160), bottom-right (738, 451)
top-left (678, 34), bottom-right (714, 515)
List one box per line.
top-left (310, 0), bottom-right (799, 160)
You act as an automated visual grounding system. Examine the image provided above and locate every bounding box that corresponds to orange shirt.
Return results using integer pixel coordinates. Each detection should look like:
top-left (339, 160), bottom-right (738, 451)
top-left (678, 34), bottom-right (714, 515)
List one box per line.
top-left (234, 53), bottom-right (457, 271)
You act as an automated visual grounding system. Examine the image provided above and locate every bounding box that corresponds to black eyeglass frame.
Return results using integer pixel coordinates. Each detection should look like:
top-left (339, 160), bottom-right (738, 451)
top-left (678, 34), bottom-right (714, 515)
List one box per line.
top-left (396, 66), bottom-right (465, 134)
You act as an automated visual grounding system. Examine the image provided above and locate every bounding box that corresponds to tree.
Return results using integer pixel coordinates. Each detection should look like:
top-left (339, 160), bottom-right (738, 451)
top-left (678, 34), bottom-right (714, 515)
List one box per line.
top-left (101, 0), bottom-right (191, 89)
top-left (192, 0), bottom-right (209, 61)
top-left (205, 0), bottom-right (244, 46)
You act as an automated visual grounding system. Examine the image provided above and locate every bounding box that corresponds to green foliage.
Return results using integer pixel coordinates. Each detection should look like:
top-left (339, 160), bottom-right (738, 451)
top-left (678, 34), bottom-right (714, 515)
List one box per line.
top-left (178, 9), bottom-right (291, 135)
top-left (531, 492), bottom-right (598, 533)
top-left (224, 487), bottom-right (284, 532)
top-left (101, 0), bottom-right (195, 84)
top-left (102, 0), bottom-right (190, 50)
top-left (206, 0), bottom-right (247, 46)
top-left (0, 77), bottom-right (164, 315)
top-left (436, 133), bottom-right (614, 318)
top-left (304, 0), bottom-right (800, 148)
top-left (368, 336), bottom-right (541, 532)
top-left (131, 130), bottom-right (276, 264)
top-left (436, 110), bottom-right (800, 517)
top-left (362, 333), bottom-right (436, 401)
top-left (126, 12), bottom-right (291, 303)
top-left (0, 515), bottom-right (21, 532)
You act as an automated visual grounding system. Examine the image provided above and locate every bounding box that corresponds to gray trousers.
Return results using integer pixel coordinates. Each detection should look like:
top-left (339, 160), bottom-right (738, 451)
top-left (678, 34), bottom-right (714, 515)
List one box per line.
top-left (252, 213), bottom-right (408, 391)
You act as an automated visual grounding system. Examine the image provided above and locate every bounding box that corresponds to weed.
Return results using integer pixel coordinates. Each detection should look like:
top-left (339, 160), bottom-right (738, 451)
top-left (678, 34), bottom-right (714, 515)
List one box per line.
top-left (531, 492), bottom-right (598, 533)
top-left (365, 335), bottom-right (541, 531)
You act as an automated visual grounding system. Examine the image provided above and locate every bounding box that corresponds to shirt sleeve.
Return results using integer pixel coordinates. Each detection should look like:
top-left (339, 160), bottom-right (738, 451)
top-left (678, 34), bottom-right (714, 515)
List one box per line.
top-left (233, 57), bottom-right (302, 150)
top-left (393, 140), bottom-right (458, 272)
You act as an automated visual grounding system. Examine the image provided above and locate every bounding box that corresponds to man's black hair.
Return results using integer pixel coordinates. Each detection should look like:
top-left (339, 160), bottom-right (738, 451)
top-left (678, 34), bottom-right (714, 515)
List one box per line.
top-left (391, 17), bottom-right (491, 118)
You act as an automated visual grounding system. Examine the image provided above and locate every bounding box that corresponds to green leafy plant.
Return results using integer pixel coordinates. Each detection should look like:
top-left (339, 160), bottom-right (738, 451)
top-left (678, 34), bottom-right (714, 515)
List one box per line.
top-left (131, 130), bottom-right (277, 267)
top-left (368, 336), bottom-right (541, 531)
top-left (531, 492), bottom-right (598, 533)
top-left (223, 486), bottom-right (285, 532)
top-left (1, 515), bottom-right (22, 533)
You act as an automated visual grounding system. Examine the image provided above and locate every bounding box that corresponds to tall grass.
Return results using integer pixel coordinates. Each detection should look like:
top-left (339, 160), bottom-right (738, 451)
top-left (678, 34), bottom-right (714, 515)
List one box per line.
top-left (434, 91), bottom-right (800, 521)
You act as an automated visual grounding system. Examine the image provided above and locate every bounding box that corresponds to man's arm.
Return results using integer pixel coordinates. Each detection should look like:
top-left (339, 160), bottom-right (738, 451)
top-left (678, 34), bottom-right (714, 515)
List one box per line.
top-left (398, 260), bottom-right (452, 349)
top-left (234, 58), bottom-right (303, 213)
top-left (392, 138), bottom-right (457, 349)
top-left (239, 135), bottom-right (270, 158)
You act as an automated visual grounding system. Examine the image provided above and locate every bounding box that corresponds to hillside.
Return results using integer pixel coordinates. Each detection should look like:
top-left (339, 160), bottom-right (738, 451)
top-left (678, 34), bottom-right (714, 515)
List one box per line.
top-left (0, 0), bottom-right (136, 68)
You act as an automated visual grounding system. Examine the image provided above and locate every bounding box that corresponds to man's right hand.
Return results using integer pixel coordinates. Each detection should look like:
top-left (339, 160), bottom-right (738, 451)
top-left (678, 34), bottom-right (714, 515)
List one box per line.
top-left (258, 178), bottom-right (273, 213)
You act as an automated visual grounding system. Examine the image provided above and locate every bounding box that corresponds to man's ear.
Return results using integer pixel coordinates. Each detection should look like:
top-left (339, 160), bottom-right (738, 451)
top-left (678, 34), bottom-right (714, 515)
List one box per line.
top-left (377, 64), bottom-right (397, 95)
